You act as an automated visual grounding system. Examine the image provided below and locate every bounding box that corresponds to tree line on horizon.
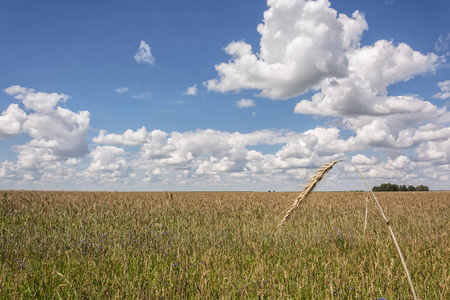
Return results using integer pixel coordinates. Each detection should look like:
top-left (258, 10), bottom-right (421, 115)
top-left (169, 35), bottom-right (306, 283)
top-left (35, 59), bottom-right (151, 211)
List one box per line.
top-left (372, 183), bottom-right (429, 192)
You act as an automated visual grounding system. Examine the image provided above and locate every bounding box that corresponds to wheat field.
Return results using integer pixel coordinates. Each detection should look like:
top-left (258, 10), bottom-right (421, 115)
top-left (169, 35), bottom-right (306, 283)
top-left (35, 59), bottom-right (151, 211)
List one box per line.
top-left (0, 190), bottom-right (448, 299)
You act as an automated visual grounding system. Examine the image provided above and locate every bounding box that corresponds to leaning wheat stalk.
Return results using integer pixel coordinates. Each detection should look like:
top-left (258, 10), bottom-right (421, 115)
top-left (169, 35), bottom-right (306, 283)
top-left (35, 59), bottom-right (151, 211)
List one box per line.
top-left (278, 160), bottom-right (418, 300)
top-left (278, 161), bottom-right (339, 226)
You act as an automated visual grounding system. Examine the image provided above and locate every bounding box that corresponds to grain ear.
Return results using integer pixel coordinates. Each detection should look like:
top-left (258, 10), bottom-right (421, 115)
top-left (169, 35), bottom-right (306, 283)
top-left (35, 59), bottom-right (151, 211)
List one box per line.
top-left (278, 161), bottom-right (338, 228)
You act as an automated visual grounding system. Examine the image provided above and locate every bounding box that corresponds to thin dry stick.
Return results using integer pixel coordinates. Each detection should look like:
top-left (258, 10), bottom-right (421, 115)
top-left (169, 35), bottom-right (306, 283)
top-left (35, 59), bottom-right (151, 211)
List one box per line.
top-left (363, 196), bottom-right (369, 239)
top-left (278, 160), bottom-right (418, 300)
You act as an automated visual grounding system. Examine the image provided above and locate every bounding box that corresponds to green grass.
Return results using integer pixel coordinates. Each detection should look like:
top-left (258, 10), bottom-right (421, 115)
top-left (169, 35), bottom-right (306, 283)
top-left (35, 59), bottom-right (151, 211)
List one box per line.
top-left (0, 191), bottom-right (448, 299)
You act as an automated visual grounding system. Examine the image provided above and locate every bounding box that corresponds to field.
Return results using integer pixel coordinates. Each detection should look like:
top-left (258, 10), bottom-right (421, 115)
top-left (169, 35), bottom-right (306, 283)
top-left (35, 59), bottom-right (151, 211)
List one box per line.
top-left (0, 190), bottom-right (448, 299)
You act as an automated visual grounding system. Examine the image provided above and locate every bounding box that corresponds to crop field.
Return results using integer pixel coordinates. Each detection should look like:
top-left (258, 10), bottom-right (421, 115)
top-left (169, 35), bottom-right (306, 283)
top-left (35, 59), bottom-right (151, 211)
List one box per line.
top-left (0, 190), bottom-right (448, 299)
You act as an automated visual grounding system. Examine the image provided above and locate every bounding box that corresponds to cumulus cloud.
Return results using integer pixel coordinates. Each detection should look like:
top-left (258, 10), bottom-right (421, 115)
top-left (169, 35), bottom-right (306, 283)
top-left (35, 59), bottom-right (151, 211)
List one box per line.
top-left (92, 127), bottom-right (352, 181)
top-left (134, 40), bottom-right (155, 65)
top-left (0, 85), bottom-right (90, 180)
top-left (433, 80), bottom-right (450, 100)
top-left (207, 0), bottom-right (368, 99)
top-left (115, 87), bottom-right (129, 94)
top-left (184, 85), bottom-right (198, 96)
top-left (289, 30), bottom-right (445, 152)
top-left (86, 146), bottom-right (130, 174)
top-left (2, 118), bottom-right (450, 189)
top-left (351, 154), bottom-right (378, 165)
top-left (236, 98), bottom-right (256, 108)
top-left (83, 118), bottom-right (450, 190)
top-left (294, 40), bottom-right (439, 117)
top-left (205, 0), bottom-right (447, 157)
top-left (0, 104), bottom-right (27, 139)
top-left (414, 139), bottom-right (450, 165)
top-left (93, 126), bottom-right (153, 147)
top-left (5, 85), bottom-right (69, 113)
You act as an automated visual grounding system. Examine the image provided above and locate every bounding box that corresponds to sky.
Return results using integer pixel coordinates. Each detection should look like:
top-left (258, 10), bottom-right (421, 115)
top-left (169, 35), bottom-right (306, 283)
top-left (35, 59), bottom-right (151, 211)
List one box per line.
top-left (0, 0), bottom-right (449, 191)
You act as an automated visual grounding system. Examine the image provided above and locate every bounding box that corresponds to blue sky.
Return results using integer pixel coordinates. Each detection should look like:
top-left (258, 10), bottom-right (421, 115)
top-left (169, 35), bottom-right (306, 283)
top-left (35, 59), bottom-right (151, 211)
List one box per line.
top-left (0, 0), bottom-right (449, 191)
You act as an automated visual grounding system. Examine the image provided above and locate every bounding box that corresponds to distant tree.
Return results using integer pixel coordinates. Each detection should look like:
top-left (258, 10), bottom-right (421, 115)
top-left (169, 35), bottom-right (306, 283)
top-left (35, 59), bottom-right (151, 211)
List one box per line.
top-left (391, 184), bottom-right (399, 191)
top-left (372, 183), bottom-right (429, 191)
top-left (416, 185), bottom-right (429, 191)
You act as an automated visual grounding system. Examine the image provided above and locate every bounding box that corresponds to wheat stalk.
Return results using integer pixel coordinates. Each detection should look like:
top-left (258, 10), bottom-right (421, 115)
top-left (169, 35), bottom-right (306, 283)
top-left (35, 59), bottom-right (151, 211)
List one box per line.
top-left (278, 160), bottom-right (339, 228)
top-left (278, 160), bottom-right (418, 300)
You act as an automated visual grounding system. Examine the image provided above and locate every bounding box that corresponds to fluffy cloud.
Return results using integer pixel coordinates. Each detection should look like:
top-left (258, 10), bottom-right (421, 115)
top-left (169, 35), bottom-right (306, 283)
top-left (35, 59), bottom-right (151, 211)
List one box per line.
top-left (83, 146), bottom-right (131, 181)
top-left (134, 40), bottom-right (155, 65)
top-left (292, 37), bottom-right (446, 151)
top-left (351, 154), bottom-right (378, 165)
top-left (92, 127), bottom-right (351, 181)
top-left (82, 120), bottom-right (450, 190)
top-left (115, 87), bottom-right (129, 94)
top-left (5, 85), bottom-right (69, 113)
top-left (414, 139), bottom-right (450, 165)
top-left (0, 86), bottom-right (90, 180)
top-left (206, 0), bottom-right (447, 157)
top-left (2, 118), bottom-right (450, 189)
top-left (433, 80), bottom-right (450, 100)
top-left (184, 85), bottom-right (198, 96)
top-left (236, 98), bottom-right (256, 108)
top-left (295, 40), bottom-right (439, 117)
top-left (93, 127), bottom-right (166, 147)
top-left (0, 104), bottom-right (27, 139)
top-left (207, 0), bottom-right (367, 99)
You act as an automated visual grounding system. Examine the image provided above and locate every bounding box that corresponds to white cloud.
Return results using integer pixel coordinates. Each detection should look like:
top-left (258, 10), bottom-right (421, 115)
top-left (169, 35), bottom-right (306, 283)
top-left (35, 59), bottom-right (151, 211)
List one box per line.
top-left (236, 98), bottom-right (256, 108)
top-left (88, 124), bottom-right (449, 189)
top-left (134, 40), bottom-right (155, 65)
top-left (2, 118), bottom-right (450, 190)
top-left (66, 158), bottom-right (82, 166)
top-left (385, 155), bottom-right (412, 170)
top-left (433, 80), bottom-right (450, 100)
top-left (294, 40), bottom-right (439, 117)
top-left (115, 87), bottom-right (129, 94)
top-left (93, 127), bottom-right (153, 147)
top-left (435, 33), bottom-right (450, 53)
top-left (206, 0), bottom-right (368, 99)
top-left (0, 161), bottom-right (17, 179)
top-left (0, 85), bottom-right (90, 180)
top-left (5, 85), bottom-right (69, 113)
top-left (184, 85), bottom-right (198, 96)
top-left (132, 92), bottom-right (152, 99)
top-left (351, 154), bottom-right (378, 165)
top-left (0, 104), bottom-right (27, 139)
top-left (82, 146), bottom-right (131, 181)
top-left (415, 139), bottom-right (450, 165)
